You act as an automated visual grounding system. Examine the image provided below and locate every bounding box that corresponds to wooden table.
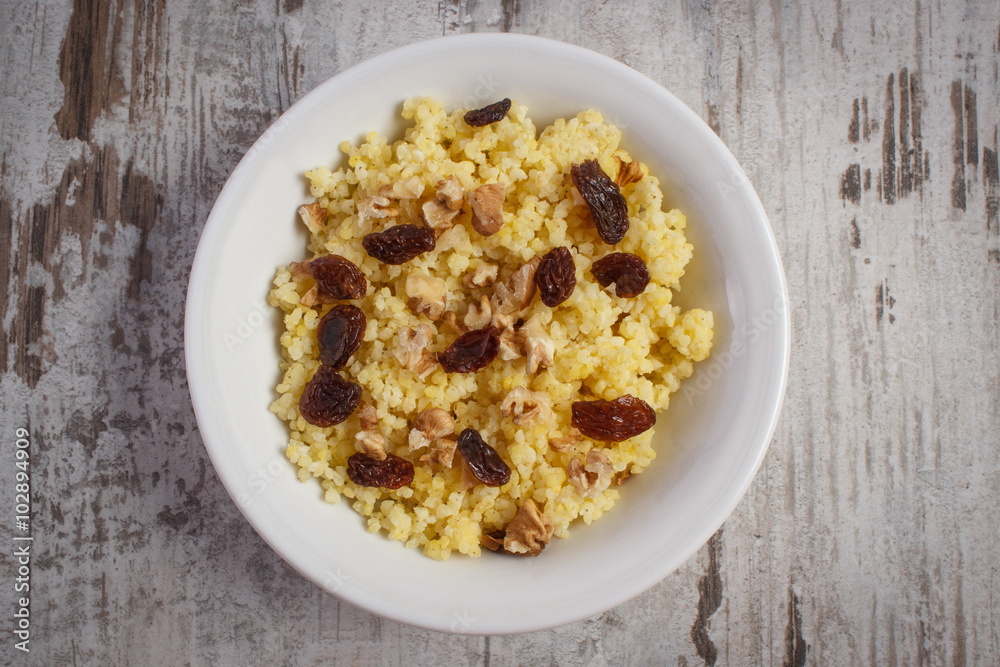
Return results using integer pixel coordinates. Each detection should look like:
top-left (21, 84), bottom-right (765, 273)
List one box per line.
top-left (1, 1), bottom-right (997, 664)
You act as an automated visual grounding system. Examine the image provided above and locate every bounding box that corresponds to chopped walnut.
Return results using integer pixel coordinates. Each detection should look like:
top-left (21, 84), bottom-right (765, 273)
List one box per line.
top-left (420, 434), bottom-right (458, 468)
top-left (614, 465), bottom-right (633, 485)
top-left (463, 294), bottom-right (493, 330)
top-left (298, 286), bottom-right (325, 307)
top-left (289, 258), bottom-right (336, 307)
top-left (518, 314), bottom-right (555, 374)
top-left (405, 272), bottom-right (448, 321)
top-left (356, 195), bottom-right (398, 229)
top-left (421, 199), bottom-right (461, 232)
top-left (297, 203), bottom-right (328, 235)
top-left (480, 530), bottom-right (506, 552)
top-left (442, 310), bottom-right (468, 335)
top-left (495, 314), bottom-right (521, 361)
top-left (567, 449), bottom-right (615, 498)
top-left (378, 176), bottom-right (425, 199)
top-left (470, 183), bottom-right (506, 236)
top-left (435, 176), bottom-right (465, 210)
top-left (491, 257), bottom-right (540, 317)
top-left (501, 386), bottom-right (554, 427)
top-left (394, 325), bottom-right (437, 378)
top-left (548, 428), bottom-right (582, 452)
top-left (503, 499), bottom-right (553, 556)
top-left (408, 408), bottom-right (456, 452)
top-left (459, 460), bottom-right (479, 490)
top-left (614, 156), bottom-right (644, 187)
top-left (462, 262), bottom-right (499, 289)
top-left (354, 404), bottom-right (386, 461)
top-left (358, 404), bottom-right (378, 431)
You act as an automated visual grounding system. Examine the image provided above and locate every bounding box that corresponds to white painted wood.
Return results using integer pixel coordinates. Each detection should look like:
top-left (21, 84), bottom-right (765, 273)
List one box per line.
top-left (0, 0), bottom-right (997, 664)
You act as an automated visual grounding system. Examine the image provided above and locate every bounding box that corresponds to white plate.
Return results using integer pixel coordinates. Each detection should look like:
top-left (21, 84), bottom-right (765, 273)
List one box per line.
top-left (185, 33), bottom-right (789, 635)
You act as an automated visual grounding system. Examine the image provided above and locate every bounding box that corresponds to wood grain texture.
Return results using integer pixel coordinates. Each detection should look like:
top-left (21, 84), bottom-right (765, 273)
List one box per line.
top-left (0, 0), bottom-right (998, 664)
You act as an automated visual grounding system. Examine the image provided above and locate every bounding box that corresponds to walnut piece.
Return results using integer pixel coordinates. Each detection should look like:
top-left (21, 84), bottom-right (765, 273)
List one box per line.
top-left (354, 404), bottom-right (386, 461)
top-left (518, 314), bottom-right (555, 374)
top-left (503, 499), bottom-right (553, 557)
top-left (420, 176), bottom-right (468, 233)
top-left (289, 258), bottom-right (336, 307)
top-left (614, 156), bottom-right (644, 187)
top-left (470, 183), bottom-right (506, 236)
top-left (491, 257), bottom-right (540, 318)
top-left (297, 203), bottom-right (327, 235)
top-left (463, 294), bottom-right (492, 330)
top-left (442, 310), bottom-right (468, 335)
top-left (501, 386), bottom-right (554, 427)
top-left (405, 272), bottom-right (448, 321)
top-left (378, 176), bottom-right (425, 199)
top-left (408, 408), bottom-right (456, 452)
top-left (298, 286), bottom-right (325, 307)
top-left (462, 262), bottom-right (499, 289)
top-left (459, 460), bottom-right (479, 490)
top-left (435, 176), bottom-right (465, 210)
top-left (356, 195), bottom-right (398, 229)
top-left (495, 314), bottom-right (521, 361)
top-left (420, 434), bottom-right (459, 468)
top-left (422, 199), bottom-right (461, 232)
top-left (614, 465), bottom-right (633, 485)
top-left (548, 428), bottom-right (582, 452)
top-left (394, 325), bottom-right (437, 378)
top-left (567, 449), bottom-right (615, 498)
top-left (358, 404), bottom-right (378, 431)
top-left (480, 531), bottom-right (506, 552)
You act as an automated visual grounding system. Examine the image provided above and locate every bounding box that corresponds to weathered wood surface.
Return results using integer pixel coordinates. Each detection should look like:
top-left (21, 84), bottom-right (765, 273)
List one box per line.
top-left (1, 0), bottom-right (998, 664)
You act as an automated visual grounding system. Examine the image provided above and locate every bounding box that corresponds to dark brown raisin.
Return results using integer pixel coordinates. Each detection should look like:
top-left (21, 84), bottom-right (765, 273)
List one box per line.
top-left (310, 254), bottom-right (367, 300)
top-left (438, 327), bottom-right (500, 373)
top-left (317, 305), bottom-right (366, 369)
top-left (347, 453), bottom-right (414, 489)
top-left (457, 428), bottom-right (511, 487)
top-left (591, 252), bottom-right (650, 298)
top-left (535, 246), bottom-right (576, 307)
top-left (299, 366), bottom-right (362, 427)
top-left (361, 224), bottom-right (436, 265)
top-left (463, 98), bottom-right (512, 127)
top-left (571, 395), bottom-right (656, 442)
top-left (570, 160), bottom-right (630, 244)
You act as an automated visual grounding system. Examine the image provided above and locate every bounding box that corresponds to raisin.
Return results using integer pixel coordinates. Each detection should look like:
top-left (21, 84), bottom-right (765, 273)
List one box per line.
top-left (570, 160), bottom-right (630, 244)
top-left (463, 98), bottom-right (512, 127)
top-left (457, 428), bottom-right (511, 486)
top-left (571, 395), bottom-right (656, 442)
top-left (362, 224), bottom-right (436, 265)
top-left (299, 366), bottom-right (362, 427)
top-left (310, 254), bottom-right (367, 300)
top-left (535, 246), bottom-right (576, 307)
top-left (347, 452), bottom-right (414, 489)
top-left (317, 304), bottom-right (366, 369)
top-left (591, 252), bottom-right (650, 298)
top-left (438, 326), bottom-right (500, 373)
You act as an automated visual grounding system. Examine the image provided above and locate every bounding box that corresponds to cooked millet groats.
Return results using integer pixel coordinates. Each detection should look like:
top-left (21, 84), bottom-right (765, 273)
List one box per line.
top-left (269, 97), bottom-right (713, 559)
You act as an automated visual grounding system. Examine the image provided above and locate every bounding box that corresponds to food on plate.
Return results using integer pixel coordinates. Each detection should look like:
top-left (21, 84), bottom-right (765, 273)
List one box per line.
top-left (269, 97), bottom-right (713, 559)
